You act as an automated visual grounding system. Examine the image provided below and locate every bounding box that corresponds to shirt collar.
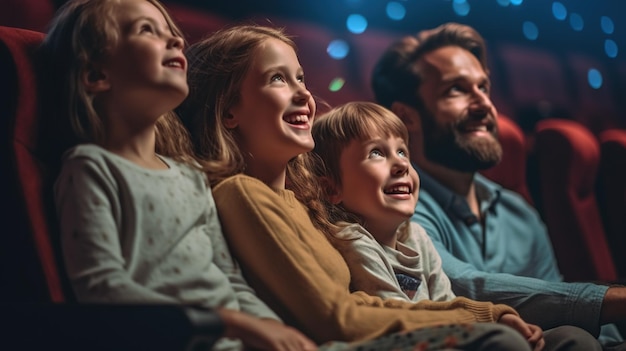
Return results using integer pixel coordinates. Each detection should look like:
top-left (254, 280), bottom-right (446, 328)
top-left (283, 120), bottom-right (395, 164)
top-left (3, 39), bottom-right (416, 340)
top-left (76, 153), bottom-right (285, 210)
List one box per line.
top-left (415, 164), bottom-right (502, 222)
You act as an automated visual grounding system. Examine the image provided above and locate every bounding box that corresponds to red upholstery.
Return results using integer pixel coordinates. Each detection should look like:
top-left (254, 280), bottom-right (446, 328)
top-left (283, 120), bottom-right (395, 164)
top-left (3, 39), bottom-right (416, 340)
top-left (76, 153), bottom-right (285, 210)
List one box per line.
top-left (597, 129), bottom-right (626, 277)
top-left (480, 114), bottom-right (533, 204)
top-left (0, 27), bottom-right (227, 348)
top-left (348, 29), bottom-right (398, 102)
top-left (0, 0), bottom-right (55, 33)
top-left (164, 2), bottom-right (229, 45)
top-left (0, 26), bottom-right (66, 302)
top-left (534, 118), bottom-right (617, 282)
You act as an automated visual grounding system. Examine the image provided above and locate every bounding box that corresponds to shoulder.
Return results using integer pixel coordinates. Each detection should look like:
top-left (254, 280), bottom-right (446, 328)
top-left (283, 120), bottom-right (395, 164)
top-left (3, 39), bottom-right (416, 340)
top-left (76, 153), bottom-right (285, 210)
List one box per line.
top-left (475, 175), bottom-right (539, 218)
top-left (163, 157), bottom-right (209, 183)
top-left (212, 174), bottom-right (301, 212)
top-left (212, 175), bottom-right (276, 207)
top-left (58, 144), bottom-right (117, 178)
top-left (213, 174), bottom-right (265, 193)
top-left (414, 187), bottom-right (442, 213)
top-left (62, 144), bottom-right (108, 163)
top-left (401, 222), bottom-right (432, 245)
top-left (335, 222), bottom-right (371, 241)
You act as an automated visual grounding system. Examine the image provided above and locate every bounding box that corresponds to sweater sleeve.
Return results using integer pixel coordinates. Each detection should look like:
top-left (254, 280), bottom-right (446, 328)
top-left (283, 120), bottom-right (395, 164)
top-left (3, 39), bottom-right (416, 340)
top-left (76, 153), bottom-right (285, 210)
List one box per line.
top-left (212, 175), bottom-right (518, 343)
top-left (54, 155), bottom-right (178, 304)
top-left (203, 189), bottom-right (281, 321)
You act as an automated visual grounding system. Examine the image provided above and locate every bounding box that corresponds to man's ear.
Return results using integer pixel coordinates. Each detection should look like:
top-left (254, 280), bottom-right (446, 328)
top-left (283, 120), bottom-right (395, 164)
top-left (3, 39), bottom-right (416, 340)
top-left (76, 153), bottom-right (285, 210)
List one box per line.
top-left (390, 101), bottom-right (421, 134)
top-left (82, 65), bottom-right (110, 93)
top-left (319, 176), bottom-right (342, 204)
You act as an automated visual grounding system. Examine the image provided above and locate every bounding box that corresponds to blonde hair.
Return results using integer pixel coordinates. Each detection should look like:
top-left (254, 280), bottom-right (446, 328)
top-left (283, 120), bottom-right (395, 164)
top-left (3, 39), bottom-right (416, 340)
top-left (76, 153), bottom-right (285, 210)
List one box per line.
top-left (177, 24), bottom-right (334, 235)
top-left (41, 0), bottom-right (194, 163)
top-left (310, 101), bottom-right (409, 235)
top-left (177, 24), bottom-right (296, 182)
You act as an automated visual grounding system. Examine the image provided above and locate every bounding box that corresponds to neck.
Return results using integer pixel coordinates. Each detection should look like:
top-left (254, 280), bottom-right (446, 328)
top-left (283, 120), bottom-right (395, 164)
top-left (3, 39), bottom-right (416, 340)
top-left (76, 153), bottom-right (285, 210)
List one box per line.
top-left (414, 155), bottom-right (480, 218)
top-left (365, 221), bottom-right (401, 249)
top-left (102, 120), bottom-right (165, 170)
top-left (243, 155), bottom-right (288, 190)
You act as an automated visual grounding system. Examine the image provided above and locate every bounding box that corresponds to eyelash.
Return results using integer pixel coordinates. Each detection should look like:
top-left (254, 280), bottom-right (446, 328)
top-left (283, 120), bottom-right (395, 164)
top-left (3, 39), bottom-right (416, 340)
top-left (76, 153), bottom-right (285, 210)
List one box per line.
top-left (270, 74), bottom-right (306, 84)
top-left (448, 84), bottom-right (490, 94)
top-left (369, 148), bottom-right (408, 158)
top-left (369, 149), bottom-right (383, 157)
top-left (139, 24), bottom-right (154, 33)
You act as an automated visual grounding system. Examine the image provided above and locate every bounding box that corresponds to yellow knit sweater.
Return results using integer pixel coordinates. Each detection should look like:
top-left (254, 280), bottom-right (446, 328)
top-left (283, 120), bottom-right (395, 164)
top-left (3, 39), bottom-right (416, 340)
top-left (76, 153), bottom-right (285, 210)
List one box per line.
top-left (212, 174), bottom-right (518, 344)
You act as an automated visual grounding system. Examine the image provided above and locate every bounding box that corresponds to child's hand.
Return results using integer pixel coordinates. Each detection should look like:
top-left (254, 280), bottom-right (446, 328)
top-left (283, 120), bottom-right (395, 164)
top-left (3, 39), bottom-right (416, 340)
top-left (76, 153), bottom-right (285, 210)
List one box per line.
top-left (498, 313), bottom-right (544, 351)
top-left (219, 309), bottom-right (317, 351)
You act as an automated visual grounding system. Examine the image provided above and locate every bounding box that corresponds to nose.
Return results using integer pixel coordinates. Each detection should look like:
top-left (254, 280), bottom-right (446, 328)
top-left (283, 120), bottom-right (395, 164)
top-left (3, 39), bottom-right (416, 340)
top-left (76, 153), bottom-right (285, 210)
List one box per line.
top-left (469, 87), bottom-right (494, 115)
top-left (293, 84), bottom-right (312, 104)
top-left (168, 34), bottom-right (184, 50)
top-left (391, 154), bottom-right (410, 176)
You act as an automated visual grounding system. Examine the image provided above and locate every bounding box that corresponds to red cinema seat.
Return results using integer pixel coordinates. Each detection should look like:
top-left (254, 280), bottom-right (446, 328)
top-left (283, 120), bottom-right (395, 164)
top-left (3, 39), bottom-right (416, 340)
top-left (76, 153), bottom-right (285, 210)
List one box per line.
top-left (0, 25), bottom-right (65, 302)
top-left (0, 24), bottom-right (224, 350)
top-left (164, 2), bottom-right (229, 45)
top-left (597, 129), bottom-right (626, 278)
top-left (480, 114), bottom-right (533, 204)
top-left (533, 118), bottom-right (617, 282)
top-left (0, 0), bottom-right (55, 33)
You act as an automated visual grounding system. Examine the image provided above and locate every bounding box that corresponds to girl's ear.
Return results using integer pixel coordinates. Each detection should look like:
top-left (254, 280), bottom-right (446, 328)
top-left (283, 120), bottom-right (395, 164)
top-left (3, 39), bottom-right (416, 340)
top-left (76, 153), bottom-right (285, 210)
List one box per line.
top-left (223, 113), bottom-right (238, 129)
top-left (82, 65), bottom-right (111, 93)
top-left (391, 101), bottom-right (421, 134)
top-left (320, 176), bottom-right (342, 204)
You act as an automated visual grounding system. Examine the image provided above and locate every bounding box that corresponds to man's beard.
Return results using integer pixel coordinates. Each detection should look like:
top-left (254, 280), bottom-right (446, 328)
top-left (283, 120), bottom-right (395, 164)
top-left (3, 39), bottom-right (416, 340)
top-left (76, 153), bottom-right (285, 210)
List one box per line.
top-left (420, 107), bottom-right (503, 173)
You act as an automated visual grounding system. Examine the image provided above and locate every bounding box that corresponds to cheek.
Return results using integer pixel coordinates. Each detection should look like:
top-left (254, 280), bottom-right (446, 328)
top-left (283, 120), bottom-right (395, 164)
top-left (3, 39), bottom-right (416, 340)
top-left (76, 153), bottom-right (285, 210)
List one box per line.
top-left (309, 97), bottom-right (317, 117)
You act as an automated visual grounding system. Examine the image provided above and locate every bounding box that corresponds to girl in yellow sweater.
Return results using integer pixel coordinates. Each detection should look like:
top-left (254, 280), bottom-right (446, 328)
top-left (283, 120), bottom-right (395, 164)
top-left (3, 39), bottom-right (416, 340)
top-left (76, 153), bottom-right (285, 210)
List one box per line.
top-left (177, 24), bottom-right (541, 351)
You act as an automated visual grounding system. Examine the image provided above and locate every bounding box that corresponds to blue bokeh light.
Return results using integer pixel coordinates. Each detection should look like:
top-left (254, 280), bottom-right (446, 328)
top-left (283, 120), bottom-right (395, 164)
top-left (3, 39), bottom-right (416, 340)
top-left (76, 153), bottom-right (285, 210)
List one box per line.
top-left (386, 2), bottom-right (406, 21)
top-left (522, 21), bottom-right (539, 40)
top-left (601, 16), bottom-right (614, 34)
top-left (552, 2), bottom-right (567, 21)
top-left (510, 0), bottom-right (523, 6)
top-left (587, 68), bottom-right (603, 89)
top-left (346, 14), bottom-right (368, 34)
top-left (569, 13), bottom-right (584, 31)
top-left (452, 0), bottom-right (470, 17)
top-left (605, 39), bottom-right (618, 58)
top-left (327, 39), bottom-right (349, 60)
top-left (497, 0), bottom-right (510, 6)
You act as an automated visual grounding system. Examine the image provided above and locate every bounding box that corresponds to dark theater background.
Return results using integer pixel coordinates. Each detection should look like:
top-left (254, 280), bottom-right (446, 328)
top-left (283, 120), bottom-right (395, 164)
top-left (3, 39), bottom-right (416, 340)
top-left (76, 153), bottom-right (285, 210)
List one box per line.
top-left (2, 0), bottom-right (626, 348)
top-left (4, 0), bottom-right (626, 132)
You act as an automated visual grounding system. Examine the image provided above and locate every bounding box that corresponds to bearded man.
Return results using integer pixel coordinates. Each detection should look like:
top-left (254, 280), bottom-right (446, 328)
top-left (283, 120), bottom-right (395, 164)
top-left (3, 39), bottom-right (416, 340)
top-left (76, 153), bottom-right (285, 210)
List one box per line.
top-left (371, 22), bottom-right (626, 349)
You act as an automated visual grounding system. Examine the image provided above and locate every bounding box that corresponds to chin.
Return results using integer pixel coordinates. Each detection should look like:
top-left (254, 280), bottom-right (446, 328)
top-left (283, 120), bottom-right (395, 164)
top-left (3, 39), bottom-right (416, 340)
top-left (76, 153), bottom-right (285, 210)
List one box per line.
top-left (297, 139), bottom-right (315, 151)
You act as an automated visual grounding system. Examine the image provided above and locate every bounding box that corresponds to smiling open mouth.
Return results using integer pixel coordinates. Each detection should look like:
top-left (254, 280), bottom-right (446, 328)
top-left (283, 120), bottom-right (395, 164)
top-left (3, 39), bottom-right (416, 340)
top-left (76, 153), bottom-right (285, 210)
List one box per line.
top-left (283, 114), bottom-right (309, 125)
top-left (383, 185), bottom-right (411, 194)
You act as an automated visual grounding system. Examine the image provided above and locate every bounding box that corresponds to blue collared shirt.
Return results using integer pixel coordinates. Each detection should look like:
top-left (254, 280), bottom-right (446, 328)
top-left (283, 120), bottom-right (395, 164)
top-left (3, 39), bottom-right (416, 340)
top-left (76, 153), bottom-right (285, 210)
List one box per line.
top-left (414, 166), bottom-right (610, 337)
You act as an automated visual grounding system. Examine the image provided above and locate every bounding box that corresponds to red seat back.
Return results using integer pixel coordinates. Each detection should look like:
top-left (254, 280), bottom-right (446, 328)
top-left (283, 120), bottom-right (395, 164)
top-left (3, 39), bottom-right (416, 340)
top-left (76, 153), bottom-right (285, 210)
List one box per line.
top-left (534, 118), bottom-right (617, 282)
top-left (0, 0), bottom-right (55, 33)
top-left (480, 114), bottom-right (532, 204)
top-left (0, 26), bottom-right (67, 302)
top-left (597, 129), bottom-right (626, 278)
